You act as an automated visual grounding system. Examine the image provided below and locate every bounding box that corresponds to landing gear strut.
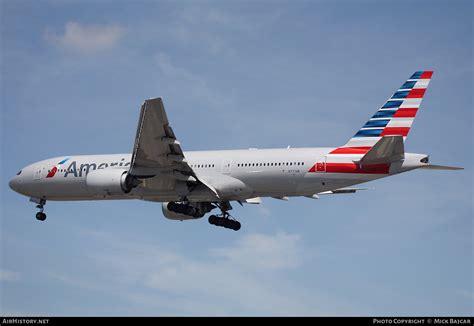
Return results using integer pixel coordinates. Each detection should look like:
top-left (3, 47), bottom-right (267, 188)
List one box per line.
top-left (208, 202), bottom-right (241, 231)
top-left (32, 198), bottom-right (47, 221)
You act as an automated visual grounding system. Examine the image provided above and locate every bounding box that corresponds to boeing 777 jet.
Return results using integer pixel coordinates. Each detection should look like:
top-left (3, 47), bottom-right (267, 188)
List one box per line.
top-left (9, 71), bottom-right (462, 231)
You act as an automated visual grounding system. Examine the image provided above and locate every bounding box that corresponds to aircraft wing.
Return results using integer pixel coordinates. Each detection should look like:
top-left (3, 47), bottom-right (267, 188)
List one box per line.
top-left (129, 97), bottom-right (195, 181)
top-left (128, 98), bottom-right (222, 199)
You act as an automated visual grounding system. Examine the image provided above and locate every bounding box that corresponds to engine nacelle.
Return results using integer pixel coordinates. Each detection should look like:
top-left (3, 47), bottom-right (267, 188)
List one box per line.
top-left (161, 202), bottom-right (214, 221)
top-left (86, 168), bottom-right (135, 196)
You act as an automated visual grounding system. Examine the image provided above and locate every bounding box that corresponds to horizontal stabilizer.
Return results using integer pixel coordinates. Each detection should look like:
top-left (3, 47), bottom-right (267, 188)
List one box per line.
top-left (359, 136), bottom-right (404, 165)
top-left (419, 164), bottom-right (464, 170)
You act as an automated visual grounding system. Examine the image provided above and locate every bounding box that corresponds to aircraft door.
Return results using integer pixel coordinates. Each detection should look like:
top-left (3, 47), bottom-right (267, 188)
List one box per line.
top-left (315, 156), bottom-right (326, 172)
top-left (222, 159), bottom-right (232, 174)
top-left (34, 167), bottom-right (44, 180)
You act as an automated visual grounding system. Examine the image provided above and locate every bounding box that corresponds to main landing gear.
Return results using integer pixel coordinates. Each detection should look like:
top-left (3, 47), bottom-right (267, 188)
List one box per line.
top-left (31, 198), bottom-right (47, 221)
top-left (208, 202), bottom-right (241, 231)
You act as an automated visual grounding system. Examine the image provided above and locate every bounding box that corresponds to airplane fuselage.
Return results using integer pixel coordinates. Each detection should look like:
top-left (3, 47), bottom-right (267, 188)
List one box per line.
top-left (9, 71), bottom-right (459, 228)
top-left (9, 147), bottom-right (427, 202)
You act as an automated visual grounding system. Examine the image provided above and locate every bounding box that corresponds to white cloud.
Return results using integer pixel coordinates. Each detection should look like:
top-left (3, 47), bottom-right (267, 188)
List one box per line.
top-left (211, 232), bottom-right (302, 270)
top-left (48, 229), bottom-right (350, 315)
top-left (173, 25), bottom-right (233, 57)
top-left (0, 269), bottom-right (20, 282)
top-left (178, 6), bottom-right (282, 33)
top-left (167, 7), bottom-right (282, 57)
top-left (154, 53), bottom-right (231, 111)
top-left (45, 22), bottom-right (125, 53)
top-left (172, 7), bottom-right (244, 57)
top-left (179, 7), bottom-right (247, 29)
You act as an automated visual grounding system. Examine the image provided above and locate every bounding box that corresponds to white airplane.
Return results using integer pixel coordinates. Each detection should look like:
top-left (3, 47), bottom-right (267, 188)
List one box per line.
top-left (9, 71), bottom-right (462, 230)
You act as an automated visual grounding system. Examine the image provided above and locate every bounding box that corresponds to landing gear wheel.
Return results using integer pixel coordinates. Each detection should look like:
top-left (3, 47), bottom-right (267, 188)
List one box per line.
top-left (36, 212), bottom-right (46, 221)
top-left (232, 221), bottom-right (241, 231)
top-left (225, 219), bottom-right (240, 231)
top-left (32, 199), bottom-right (47, 221)
top-left (208, 215), bottom-right (217, 225)
top-left (217, 217), bottom-right (227, 227)
top-left (208, 202), bottom-right (242, 231)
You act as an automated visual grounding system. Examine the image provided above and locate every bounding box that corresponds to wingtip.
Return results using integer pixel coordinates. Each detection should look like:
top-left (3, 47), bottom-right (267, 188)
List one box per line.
top-left (145, 96), bottom-right (163, 101)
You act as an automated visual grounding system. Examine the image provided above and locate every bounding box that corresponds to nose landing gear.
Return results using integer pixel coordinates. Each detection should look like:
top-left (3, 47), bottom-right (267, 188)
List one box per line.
top-left (30, 198), bottom-right (47, 221)
top-left (35, 211), bottom-right (46, 221)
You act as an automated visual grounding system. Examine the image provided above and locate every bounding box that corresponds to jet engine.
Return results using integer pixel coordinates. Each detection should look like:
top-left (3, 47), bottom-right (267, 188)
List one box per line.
top-left (161, 202), bottom-right (214, 220)
top-left (86, 168), bottom-right (139, 196)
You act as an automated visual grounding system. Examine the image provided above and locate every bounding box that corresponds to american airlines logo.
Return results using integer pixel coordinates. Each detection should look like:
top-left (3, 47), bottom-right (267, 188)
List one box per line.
top-left (46, 158), bottom-right (70, 178)
top-left (51, 159), bottom-right (131, 178)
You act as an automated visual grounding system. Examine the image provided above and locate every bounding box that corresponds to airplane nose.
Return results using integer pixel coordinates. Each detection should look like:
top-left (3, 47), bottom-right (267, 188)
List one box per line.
top-left (9, 176), bottom-right (21, 193)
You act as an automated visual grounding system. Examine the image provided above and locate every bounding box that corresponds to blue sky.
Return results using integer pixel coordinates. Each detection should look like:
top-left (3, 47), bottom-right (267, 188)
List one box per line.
top-left (1, 0), bottom-right (472, 316)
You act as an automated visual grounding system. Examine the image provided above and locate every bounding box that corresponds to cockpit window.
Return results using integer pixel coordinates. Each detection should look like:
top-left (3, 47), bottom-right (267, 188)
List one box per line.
top-left (16, 170), bottom-right (22, 175)
top-left (420, 156), bottom-right (429, 164)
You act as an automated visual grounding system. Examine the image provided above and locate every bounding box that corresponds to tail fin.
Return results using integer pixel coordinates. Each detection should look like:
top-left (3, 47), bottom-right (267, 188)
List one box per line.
top-left (341, 71), bottom-right (433, 150)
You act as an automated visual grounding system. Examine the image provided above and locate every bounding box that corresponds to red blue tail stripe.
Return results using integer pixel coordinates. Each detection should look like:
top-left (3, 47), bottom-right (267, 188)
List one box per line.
top-left (308, 71), bottom-right (433, 174)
